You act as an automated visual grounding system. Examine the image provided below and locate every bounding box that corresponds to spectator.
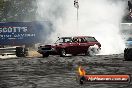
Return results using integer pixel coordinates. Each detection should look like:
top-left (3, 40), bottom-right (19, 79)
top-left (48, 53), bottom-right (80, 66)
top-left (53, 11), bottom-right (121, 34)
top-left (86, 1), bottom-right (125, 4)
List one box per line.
top-left (128, 1), bottom-right (132, 12)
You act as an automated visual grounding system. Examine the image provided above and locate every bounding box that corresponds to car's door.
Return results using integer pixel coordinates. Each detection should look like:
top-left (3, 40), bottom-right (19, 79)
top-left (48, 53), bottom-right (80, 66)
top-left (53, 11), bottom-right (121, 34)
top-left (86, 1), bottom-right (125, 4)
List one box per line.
top-left (78, 38), bottom-right (87, 53)
top-left (70, 37), bottom-right (86, 54)
top-left (68, 37), bottom-right (80, 54)
top-left (61, 38), bottom-right (76, 54)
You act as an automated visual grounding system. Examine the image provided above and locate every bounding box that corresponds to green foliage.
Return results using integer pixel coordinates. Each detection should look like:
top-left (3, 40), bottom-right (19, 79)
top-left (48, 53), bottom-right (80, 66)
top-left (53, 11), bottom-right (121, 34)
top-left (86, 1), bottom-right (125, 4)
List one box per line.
top-left (0, 0), bottom-right (37, 22)
top-left (0, 0), bottom-right (5, 13)
top-left (0, 0), bottom-right (4, 9)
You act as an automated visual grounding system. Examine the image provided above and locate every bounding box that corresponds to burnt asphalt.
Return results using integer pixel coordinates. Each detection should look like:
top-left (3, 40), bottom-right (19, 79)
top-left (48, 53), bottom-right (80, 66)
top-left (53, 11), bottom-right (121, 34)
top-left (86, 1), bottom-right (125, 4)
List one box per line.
top-left (0, 54), bottom-right (132, 88)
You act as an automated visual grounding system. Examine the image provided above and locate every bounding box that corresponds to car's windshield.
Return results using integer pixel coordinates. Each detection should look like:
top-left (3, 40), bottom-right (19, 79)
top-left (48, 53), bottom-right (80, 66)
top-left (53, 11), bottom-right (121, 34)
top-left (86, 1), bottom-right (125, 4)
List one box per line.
top-left (55, 37), bottom-right (72, 43)
top-left (85, 37), bottom-right (97, 42)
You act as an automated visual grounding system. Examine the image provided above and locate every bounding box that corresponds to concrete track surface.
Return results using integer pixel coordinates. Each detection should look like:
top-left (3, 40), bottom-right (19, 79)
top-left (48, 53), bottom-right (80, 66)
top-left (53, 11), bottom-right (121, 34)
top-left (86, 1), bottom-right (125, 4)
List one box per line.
top-left (0, 54), bottom-right (132, 88)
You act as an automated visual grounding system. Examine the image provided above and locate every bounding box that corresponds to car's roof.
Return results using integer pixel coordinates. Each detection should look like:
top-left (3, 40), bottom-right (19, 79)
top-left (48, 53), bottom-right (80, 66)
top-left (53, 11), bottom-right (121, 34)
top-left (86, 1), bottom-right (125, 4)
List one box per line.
top-left (60, 37), bottom-right (72, 38)
top-left (60, 36), bottom-right (94, 39)
top-left (73, 36), bottom-right (94, 38)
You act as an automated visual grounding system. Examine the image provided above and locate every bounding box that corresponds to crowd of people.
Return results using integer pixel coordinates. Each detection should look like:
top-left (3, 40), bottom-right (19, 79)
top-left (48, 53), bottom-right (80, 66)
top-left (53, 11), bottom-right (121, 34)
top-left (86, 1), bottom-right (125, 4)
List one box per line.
top-left (123, 0), bottom-right (132, 22)
top-left (128, 0), bottom-right (132, 19)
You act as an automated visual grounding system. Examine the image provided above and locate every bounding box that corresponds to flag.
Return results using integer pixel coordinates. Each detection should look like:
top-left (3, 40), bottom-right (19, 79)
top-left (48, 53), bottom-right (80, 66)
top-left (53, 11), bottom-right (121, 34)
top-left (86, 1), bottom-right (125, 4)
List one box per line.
top-left (74, 0), bottom-right (79, 9)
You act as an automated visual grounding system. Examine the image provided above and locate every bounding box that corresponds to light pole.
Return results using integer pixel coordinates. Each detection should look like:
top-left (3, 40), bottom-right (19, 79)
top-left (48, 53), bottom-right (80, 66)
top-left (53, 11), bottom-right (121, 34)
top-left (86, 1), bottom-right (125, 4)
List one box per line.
top-left (74, 0), bottom-right (79, 34)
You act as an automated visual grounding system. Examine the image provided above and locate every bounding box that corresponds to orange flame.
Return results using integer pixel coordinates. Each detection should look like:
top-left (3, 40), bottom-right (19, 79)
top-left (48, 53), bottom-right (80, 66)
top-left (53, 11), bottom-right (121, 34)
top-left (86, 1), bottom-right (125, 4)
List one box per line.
top-left (78, 66), bottom-right (86, 76)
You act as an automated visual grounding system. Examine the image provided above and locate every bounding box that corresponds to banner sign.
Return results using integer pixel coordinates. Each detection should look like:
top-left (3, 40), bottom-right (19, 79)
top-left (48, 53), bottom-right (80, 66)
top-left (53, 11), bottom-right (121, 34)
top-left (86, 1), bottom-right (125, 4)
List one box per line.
top-left (0, 22), bottom-right (52, 45)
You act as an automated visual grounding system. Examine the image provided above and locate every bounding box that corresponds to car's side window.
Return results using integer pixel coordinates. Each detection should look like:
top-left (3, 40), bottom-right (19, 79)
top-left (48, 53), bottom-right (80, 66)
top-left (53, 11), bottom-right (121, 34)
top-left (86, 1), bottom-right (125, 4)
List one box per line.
top-left (73, 38), bottom-right (79, 43)
top-left (77, 38), bottom-right (81, 43)
top-left (80, 38), bottom-right (87, 43)
top-left (55, 38), bottom-right (63, 43)
top-left (73, 38), bottom-right (87, 43)
top-left (86, 37), bottom-right (97, 42)
top-left (65, 38), bottom-right (72, 43)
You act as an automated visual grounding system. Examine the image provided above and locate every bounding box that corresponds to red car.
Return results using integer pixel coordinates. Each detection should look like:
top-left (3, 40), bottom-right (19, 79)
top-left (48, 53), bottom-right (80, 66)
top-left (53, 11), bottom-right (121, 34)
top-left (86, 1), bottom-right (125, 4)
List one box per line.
top-left (38, 36), bottom-right (101, 57)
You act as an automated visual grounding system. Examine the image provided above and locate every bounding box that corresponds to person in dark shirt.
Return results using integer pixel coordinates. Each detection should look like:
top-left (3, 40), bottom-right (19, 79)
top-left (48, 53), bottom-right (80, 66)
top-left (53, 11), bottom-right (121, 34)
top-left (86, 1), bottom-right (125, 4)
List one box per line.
top-left (128, 1), bottom-right (132, 12)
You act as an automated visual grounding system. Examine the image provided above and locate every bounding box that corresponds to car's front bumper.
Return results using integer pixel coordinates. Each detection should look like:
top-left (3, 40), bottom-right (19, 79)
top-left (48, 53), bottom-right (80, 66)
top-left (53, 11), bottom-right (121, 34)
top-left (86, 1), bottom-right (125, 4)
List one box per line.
top-left (37, 48), bottom-right (57, 55)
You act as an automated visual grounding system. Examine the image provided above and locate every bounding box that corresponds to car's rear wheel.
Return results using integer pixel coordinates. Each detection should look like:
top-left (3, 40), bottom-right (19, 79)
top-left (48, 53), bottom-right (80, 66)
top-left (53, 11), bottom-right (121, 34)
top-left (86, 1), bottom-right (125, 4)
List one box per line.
top-left (85, 48), bottom-right (94, 56)
top-left (42, 52), bottom-right (49, 57)
top-left (85, 46), bottom-right (99, 56)
top-left (60, 49), bottom-right (66, 57)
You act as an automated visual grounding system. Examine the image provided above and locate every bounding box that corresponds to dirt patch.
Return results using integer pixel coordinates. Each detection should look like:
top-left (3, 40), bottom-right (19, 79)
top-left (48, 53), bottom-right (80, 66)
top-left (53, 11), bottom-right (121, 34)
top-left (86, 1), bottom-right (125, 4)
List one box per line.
top-left (28, 50), bottom-right (42, 57)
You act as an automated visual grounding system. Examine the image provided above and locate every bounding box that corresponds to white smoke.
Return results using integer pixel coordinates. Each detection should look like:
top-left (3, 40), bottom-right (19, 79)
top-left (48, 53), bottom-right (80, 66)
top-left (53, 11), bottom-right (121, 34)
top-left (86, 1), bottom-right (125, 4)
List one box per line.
top-left (36, 0), bottom-right (127, 54)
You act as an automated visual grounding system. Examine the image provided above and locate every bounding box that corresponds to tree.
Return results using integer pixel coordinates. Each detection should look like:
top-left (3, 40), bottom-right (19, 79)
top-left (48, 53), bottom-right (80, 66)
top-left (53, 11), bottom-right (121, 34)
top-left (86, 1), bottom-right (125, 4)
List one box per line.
top-left (0, 0), bottom-right (37, 22)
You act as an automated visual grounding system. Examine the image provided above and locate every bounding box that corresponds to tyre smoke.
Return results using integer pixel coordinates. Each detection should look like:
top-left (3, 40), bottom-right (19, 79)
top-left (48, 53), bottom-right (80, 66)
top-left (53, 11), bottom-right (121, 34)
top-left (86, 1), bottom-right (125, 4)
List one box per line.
top-left (36, 0), bottom-right (127, 54)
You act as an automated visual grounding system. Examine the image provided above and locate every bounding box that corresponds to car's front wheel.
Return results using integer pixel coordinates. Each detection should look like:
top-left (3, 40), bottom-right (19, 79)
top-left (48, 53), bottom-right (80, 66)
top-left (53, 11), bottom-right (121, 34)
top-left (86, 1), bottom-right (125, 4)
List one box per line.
top-left (42, 52), bottom-right (49, 57)
top-left (60, 49), bottom-right (66, 57)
